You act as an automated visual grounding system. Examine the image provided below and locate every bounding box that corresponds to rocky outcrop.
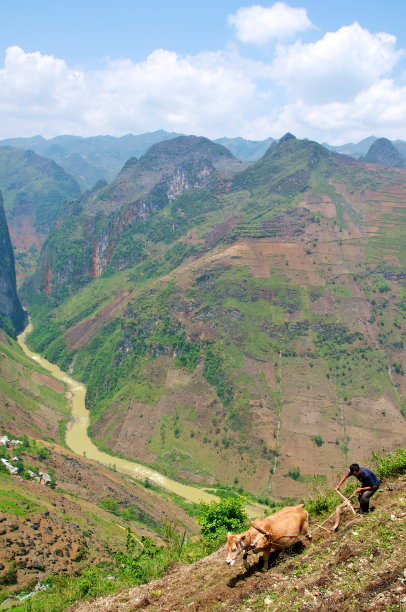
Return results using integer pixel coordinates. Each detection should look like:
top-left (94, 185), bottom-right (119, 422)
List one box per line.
top-left (0, 191), bottom-right (25, 334)
top-left (29, 136), bottom-right (248, 301)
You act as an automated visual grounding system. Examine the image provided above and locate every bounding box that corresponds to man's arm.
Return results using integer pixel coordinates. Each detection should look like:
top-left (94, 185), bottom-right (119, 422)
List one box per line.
top-left (335, 474), bottom-right (348, 490)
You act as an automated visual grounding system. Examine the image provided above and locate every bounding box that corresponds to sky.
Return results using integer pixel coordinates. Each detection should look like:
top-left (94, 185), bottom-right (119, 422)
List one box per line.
top-left (1, 1), bottom-right (406, 144)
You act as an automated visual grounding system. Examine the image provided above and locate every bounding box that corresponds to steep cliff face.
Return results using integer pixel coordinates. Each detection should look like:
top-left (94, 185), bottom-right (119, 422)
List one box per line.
top-left (0, 191), bottom-right (25, 334)
top-left (29, 136), bottom-right (248, 302)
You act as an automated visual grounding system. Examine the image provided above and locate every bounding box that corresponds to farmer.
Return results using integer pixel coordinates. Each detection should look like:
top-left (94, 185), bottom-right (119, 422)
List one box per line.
top-left (335, 463), bottom-right (380, 514)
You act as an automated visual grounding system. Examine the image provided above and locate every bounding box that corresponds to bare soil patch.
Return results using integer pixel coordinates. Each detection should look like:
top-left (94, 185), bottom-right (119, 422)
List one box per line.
top-left (30, 370), bottom-right (64, 393)
top-left (65, 290), bottom-right (135, 351)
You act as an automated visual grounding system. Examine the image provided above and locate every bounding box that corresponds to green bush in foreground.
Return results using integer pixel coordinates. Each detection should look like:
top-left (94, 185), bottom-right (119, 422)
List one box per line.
top-left (197, 496), bottom-right (248, 552)
top-left (198, 496), bottom-right (248, 537)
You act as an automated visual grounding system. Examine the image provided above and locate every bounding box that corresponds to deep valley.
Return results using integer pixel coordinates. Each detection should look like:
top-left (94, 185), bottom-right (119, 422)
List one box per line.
top-left (0, 130), bottom-right (406, 610)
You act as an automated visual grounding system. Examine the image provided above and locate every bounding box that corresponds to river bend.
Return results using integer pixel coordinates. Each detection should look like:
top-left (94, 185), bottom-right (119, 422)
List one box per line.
top-left (17, 323), bottom-right (217, 505)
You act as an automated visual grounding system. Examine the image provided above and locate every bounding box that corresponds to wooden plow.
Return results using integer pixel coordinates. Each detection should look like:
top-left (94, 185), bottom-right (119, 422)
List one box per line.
top-left (314, 490), bottom-right (357, 534)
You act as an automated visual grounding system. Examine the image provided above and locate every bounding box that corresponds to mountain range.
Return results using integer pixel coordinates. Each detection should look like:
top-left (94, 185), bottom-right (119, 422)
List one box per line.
top-left (0, 146), bottom-right (80, 282)
top-left (2, 131), bottom-right (405, 191)
top-left (14, 131), bottom-right (406, 501)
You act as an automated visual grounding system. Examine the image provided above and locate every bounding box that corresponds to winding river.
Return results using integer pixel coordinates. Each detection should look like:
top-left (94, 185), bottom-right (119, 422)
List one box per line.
top-left (17, 323), bottom-right (217, 505)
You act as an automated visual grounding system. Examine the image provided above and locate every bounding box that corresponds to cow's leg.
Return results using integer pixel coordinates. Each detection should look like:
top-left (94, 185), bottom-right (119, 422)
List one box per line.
top-left (262, 548), bottom-right (271, 571)
top-left (243, 551), bottom-right (249, 570)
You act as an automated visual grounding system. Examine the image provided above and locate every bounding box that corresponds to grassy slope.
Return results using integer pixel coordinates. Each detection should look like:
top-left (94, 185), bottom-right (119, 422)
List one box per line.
top-left (60, 470), bottom-right (406, 612)
top-left (0, 332), bottom-right (200, 596)
top-left (0, 438), bottom-right (199, 605)
top-left (0, 331), bottom-right (198, 545)
top-left (0, 330), bottom-right (70, 444)
top-left (23, 138), bottom-right (406, 498)
top-left (0, 147), bottom-right (80, 230)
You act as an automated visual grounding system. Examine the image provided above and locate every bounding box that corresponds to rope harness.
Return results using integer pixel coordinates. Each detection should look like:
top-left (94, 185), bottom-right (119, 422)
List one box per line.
top-left (250, 521), bottom-right (299, 550)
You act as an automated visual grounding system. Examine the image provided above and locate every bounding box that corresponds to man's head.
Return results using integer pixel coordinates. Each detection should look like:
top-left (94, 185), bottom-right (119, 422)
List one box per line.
top-left (349, 463), bottom-right (361, 475)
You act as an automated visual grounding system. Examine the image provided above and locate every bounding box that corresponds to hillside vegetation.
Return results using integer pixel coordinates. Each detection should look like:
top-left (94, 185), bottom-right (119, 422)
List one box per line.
top-left (21, 134), bottom-right (406, 499)
top-left (0, 147), bottom-right (80, 282)
top-left (0, 329), bottom-right (199, 596)
top-left (8, 448), bottom-right (403, 612)
top-left (0, 330), bottom-right (200, 606)
top-left (0, 329), bottom-right (69, 443)
top-left (0, 434), bottom-right (199, 608)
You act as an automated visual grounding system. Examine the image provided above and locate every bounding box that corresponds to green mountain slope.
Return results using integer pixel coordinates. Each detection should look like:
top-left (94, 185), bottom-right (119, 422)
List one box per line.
top-left (23, 134), bottom-right (406, 499)
top-left (215, 136), bottom-right (275, 161)
top-left (0, 146), bottom-right (81, 282)
top-left (0, 131), bottom-right (183, 189)
top-left (363, 137), bottom-right (406, 168)
top-left (23, 135), bottom-right (247, 302)
top-left (0, 147), bottom-right (80, 232)
top-left (0, 328), bottom-right (198, 594)
top-left (0, 329), bottom-right (70, 443)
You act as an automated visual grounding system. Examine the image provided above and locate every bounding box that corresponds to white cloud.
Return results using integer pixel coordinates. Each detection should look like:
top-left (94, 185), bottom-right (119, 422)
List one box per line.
top-left (228, 2), bottom-right (313, 45)
top-left (262, 79), bottom-right (406, 144)
top-left (0, 46), bottom-right (87, 134)
top-left (0, 46), bottom-right (270, 139)
top-left (84, 49), bottom-right (270, 137)
top-left (0, 18), bottom-right (406, 146)
top-left (271, 22), bottom-right (403, 104)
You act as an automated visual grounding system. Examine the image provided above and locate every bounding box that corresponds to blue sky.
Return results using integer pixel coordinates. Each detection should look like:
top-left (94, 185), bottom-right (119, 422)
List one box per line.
top-left (1, 1), bottom-right (406, 143)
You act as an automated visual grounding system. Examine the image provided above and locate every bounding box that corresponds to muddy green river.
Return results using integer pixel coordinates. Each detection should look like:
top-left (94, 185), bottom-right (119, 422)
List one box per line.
top-left (17, 323), bottom-right (217, 505)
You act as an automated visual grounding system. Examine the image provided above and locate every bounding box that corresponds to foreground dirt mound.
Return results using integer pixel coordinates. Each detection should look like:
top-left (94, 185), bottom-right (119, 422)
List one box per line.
top-left (71, 478), bottom-right (406, 612)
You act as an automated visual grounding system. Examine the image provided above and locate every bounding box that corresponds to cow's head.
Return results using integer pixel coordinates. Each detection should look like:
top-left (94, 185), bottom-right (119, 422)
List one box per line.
top-left (225, 532), bottom-right (246, 565)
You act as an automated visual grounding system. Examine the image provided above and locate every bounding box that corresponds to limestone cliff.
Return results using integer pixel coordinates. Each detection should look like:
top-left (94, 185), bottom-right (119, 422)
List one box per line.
top-left (0, 190), bottom-right (25, 334)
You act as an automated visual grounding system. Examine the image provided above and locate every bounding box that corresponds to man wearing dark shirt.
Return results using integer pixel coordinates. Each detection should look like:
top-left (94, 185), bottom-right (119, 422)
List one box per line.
top-left (335, 463), bottom-right (380, 514)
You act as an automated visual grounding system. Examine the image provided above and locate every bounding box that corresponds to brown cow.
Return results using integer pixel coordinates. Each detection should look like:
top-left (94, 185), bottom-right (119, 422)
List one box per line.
top-left (226, 504), bottom-right (311, 570)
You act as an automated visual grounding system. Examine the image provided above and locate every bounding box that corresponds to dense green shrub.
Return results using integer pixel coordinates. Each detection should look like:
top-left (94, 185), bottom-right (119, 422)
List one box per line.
top-left (311, 434), bottom-right (323, 447)
top-left (203, 344), bottom-right (233, 406)
top-left (288, 467), bottom-right (300, 480)
top-left (0, 561), bottom-right (16, 585)
top-left (197, 496), bottom-right (247, 539)
top-left (100, 498), bottom-right (119, 514)
top-left (305, 487), bottom-right (344, 517)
